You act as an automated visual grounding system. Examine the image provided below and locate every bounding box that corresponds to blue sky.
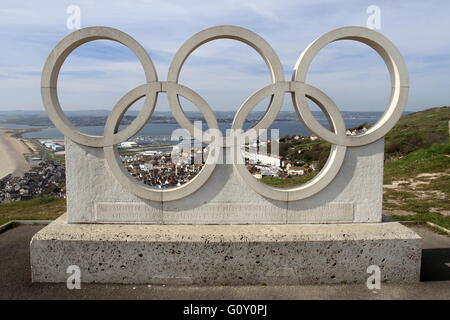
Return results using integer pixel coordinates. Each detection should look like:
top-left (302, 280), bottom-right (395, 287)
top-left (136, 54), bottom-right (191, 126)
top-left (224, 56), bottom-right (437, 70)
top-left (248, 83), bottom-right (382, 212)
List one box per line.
top-left (1, 0), bottom-right (449, 112)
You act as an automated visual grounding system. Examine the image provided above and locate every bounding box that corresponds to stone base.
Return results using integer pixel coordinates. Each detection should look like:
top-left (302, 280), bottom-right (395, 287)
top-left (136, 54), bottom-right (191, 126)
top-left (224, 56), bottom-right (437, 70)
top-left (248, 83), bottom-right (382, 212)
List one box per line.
top-left (30, 215), bottom-right (421, 285)
top-left (65, 137), bottom-right (385, 224)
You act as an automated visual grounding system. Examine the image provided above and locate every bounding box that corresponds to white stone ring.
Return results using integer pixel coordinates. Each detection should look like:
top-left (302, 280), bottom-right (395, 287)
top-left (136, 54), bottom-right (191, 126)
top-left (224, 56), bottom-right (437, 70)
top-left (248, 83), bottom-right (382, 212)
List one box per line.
top-left (167, 26), bottom-right (285, 146)
top-left (41, 27), bottom-right (159, 148)
top-left (292, 26), bottom-right (409, 147)
top-left (102, 81), bottom-right (220, 202)
top-left (41, 25), bottom-right (408, 201)
top-left (232, 81), bottom-right (347, 201)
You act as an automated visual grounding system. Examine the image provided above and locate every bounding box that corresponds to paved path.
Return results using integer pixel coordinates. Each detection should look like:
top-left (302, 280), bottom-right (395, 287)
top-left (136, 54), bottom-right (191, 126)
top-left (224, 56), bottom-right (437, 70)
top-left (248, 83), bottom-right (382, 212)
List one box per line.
top-left (0, 224), bottom-right (449, 299)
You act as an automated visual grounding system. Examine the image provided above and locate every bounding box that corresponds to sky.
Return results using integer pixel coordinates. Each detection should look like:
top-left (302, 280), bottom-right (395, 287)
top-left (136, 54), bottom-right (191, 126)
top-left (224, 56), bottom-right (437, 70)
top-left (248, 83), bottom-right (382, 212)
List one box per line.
top-left (0, 0), bottom-right (449, 113)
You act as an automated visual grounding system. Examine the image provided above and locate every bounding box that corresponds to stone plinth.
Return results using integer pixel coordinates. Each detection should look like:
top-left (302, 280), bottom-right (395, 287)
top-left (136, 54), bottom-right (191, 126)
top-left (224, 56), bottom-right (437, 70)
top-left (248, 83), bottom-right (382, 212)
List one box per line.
top-left (31, 215), bottom-right (421, 285)
top-left (33, 25), bottom-right (419, 285)
top-left (65, 137), bottom-right (384, 224)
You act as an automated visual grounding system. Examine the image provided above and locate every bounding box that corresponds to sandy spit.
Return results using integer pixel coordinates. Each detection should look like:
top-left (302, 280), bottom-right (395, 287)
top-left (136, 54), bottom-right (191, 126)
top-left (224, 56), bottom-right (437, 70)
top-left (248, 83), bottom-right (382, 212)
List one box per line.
top-left (0, 128), bottom-right (31, 179)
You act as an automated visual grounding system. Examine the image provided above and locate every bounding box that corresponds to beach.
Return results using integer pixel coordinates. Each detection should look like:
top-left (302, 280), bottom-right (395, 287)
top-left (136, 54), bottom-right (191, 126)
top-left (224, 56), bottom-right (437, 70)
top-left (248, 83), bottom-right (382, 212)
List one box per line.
top-left (0, 128), bottom-right (32, 179)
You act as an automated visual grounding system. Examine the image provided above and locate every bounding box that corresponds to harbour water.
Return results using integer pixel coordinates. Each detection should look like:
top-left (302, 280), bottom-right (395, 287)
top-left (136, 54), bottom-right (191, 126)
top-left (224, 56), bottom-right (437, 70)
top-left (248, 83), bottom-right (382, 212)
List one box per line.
top-left (17, 112), bottom-right (384, 140)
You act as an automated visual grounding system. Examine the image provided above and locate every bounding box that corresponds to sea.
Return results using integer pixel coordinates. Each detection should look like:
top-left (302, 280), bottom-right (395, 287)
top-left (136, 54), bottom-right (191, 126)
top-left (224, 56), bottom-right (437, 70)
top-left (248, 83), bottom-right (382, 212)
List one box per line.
top-left (4, 111), bottom-right (386, 141)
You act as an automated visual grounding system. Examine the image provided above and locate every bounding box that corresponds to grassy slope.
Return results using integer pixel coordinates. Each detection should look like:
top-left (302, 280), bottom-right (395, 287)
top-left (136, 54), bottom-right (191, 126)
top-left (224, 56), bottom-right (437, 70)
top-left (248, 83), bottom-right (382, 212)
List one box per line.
top-left (384, 142), bottom-right (450, 184)
top-left (0, 197), bottom-right (66, 226)
top-left (261, 172), bottom-right (318, 188)
top-left (265, 107), bottom-right (450, 231)
top-left (383, 142), bottom-right (450, 229)
top-left (384, 106), bottom-right (450, 158)
top-left (383, 107), bottom-right (450, 231)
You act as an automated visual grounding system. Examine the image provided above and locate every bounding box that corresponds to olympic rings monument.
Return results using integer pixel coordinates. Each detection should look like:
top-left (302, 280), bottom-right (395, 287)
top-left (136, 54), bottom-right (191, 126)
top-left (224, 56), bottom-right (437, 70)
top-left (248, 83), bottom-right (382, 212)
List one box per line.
top-left (31, 25), bottom-right (421, 284)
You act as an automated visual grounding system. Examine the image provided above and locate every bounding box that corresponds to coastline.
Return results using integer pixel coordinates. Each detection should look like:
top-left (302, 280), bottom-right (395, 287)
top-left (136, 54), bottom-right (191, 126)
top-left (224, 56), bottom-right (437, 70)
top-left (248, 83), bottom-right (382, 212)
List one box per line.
top-left (0, 128), bottom-right (32, 179)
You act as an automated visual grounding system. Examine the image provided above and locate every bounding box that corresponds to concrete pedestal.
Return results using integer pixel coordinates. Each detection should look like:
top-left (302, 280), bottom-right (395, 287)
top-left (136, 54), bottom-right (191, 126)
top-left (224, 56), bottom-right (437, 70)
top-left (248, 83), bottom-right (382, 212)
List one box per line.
top-left (65, 138), bottom-right (385, 224)
top-left (31, 215), bottom-right (421, 285)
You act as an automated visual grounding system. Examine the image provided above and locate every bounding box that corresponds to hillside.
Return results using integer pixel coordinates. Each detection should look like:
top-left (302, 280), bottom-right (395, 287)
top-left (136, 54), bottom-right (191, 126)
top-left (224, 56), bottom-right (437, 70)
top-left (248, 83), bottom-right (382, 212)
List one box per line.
top-left (385, 106), bottom-right (450, 158)
top-left (260, 106), bottom-right (450, 232)
top-left (0, 197), bottom-right (65, 226)
top-left (383, 106), bottom-right (450, 231)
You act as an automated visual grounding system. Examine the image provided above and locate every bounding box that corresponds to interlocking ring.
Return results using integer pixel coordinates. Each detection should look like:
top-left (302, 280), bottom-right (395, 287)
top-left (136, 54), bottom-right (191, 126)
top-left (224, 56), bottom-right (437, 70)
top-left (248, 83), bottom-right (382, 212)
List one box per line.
top-left (292, 26), bottom-right (409, 147)
top-left (41, 27), bottom-right (158, 148)
top-left (41, 25), bottom-right (409, 202)
top-left (232, 82), bottom-right (347, 201)
top-left (103, 81), bottom-right (220, 202)
top-left (167, 25), bottom-right (286, 146)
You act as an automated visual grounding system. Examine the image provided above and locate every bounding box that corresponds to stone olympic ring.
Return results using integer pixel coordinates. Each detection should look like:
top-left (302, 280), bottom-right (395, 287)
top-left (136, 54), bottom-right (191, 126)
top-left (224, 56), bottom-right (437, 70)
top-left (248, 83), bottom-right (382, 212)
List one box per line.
top-left (41, 25), bottom-right (408, 202)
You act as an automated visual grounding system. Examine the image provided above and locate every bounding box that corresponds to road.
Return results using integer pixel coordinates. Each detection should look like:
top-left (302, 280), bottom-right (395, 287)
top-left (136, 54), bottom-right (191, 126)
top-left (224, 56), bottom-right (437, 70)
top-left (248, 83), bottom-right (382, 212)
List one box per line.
top-left (0, 223), bottom-right (449, 299)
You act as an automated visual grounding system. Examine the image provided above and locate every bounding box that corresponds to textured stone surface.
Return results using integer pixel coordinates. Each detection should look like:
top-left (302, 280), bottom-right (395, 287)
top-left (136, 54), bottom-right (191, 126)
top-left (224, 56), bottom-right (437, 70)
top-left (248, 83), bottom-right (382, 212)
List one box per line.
top-left (31, 215), bottom-right (421, 284)
top-left (66, 137), bottom-right (384, 224)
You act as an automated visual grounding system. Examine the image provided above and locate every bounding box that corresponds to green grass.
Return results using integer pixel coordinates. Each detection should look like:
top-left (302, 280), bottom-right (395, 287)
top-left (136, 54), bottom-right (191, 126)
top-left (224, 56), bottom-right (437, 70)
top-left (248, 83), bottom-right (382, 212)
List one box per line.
top-left (383, 142), bottom-right (450, 220)
top-left (118, 149), bottom-right (138, 155)
top-left (384, 142), bottom-right (450, 184)
top-left (425, 223), bottom-right (450, 235)
top-left (384, 193), bottom-right (450, 215)
top-left (391, 212), bottom-right (450, 230)
top-left (261, 172), bottom-right (318, 188)
top-left (385, 106), bottom-right (450, 158)
top-left (279, 137), bottom-right (331, 169)
top-left (47, 153), bottom-right (65, 163)
top-left (265, 108), bottom-right (450, 234)
top-left (383, 136), bottom-right (450, 234)
top-left (0, 197), bottom-right (66, 226)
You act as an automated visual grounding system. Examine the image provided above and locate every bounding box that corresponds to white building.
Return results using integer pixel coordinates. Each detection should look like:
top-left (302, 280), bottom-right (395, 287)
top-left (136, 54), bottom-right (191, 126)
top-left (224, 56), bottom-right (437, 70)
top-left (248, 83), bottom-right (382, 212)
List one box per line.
top-left (287, 166), bottom-right (305, 176)
top-left (243, 151), bottom-right (281, 167)
top-left (51, 145), bottom-right (64, 151)
top-left (42, 140), bottom-right (64, 151)
top-left (259, 166), bottom-right (279, 177)
top-left (120, 141), bottom-right (138, 149)
top-left (140, 150), bottom-right (160, 156)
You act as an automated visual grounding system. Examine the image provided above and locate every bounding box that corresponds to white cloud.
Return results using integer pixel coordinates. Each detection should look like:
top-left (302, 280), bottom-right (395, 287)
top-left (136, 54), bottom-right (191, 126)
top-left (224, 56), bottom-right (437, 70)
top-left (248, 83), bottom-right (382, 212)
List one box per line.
top-left (0, 0), bottom-right (449, 111)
